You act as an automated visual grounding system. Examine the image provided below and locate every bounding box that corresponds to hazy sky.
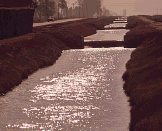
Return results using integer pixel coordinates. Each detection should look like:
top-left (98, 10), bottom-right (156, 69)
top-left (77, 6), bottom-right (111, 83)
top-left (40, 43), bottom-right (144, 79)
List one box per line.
top-left (102, 0), bottom-right (162, 15)
top-left (67, 0), bottom-right (162, 15)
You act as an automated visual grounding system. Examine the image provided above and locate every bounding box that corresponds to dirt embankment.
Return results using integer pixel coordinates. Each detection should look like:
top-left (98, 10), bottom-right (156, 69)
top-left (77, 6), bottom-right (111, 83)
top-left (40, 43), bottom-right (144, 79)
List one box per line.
top-left (123, 16), bottom-right (162, 131)
top-left (0, 17), bottom-right (115, 95)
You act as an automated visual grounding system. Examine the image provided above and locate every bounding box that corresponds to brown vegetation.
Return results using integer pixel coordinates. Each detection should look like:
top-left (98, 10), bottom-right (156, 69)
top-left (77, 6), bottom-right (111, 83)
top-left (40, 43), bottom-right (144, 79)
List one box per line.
top-left (124, 16), bottom-right (157, 48)
top-left (123, 15), bottom-right (162, 131)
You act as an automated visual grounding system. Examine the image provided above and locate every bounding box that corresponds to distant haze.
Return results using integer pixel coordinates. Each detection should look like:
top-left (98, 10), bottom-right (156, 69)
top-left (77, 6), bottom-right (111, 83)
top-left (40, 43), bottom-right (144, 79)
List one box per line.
top-left (67, 0), bottom-right (77, 7)
top-left (67, 0), bottom-right (162, 16)
top-left (102, 0), bottom-right (162, 15)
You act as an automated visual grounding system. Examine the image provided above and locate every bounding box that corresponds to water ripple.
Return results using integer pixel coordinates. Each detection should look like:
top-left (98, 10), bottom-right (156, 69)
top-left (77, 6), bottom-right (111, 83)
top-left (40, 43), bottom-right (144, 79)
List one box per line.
top-left (0, 48), bottom-right (133, 130)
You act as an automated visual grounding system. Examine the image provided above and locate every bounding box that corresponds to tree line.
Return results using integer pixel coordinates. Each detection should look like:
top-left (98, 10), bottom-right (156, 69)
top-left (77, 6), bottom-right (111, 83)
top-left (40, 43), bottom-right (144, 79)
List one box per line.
top-left (34, 0), bottom-right (106, 22)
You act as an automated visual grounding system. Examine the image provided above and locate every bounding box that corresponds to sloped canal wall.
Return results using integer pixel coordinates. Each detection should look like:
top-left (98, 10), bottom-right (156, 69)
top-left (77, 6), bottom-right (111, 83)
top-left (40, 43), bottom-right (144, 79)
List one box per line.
top-left (123, 15), bottom-right (162, 131)
top-left (0, 17), bottom-right (116, 95)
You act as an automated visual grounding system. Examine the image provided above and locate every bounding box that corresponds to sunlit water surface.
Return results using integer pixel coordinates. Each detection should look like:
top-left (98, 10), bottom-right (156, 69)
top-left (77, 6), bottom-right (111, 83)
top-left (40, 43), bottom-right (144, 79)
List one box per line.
top-left (0, 47), bottom-right (133, 131)
top-left (0, 18), bottom-right (133, 131)
top-left (104, 23), bottom-right (127, 29)
top-left (84, 29), bottom-right (129, 42)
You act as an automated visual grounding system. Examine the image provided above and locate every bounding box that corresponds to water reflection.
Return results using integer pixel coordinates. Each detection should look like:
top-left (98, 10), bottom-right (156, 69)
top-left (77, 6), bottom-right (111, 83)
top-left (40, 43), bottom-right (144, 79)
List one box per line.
top-left (84, 29), bottom-right (129, 42)
top-left (113, 20), bottom-right (127, 23)
top-left (0, 47), bottom-right (133, 130)
top-left (105, 23), bottom-right (127, 29)
top-left (22, 49), bottom-right (116, 130)
top-left (0, 17), bottom-right (132, 131)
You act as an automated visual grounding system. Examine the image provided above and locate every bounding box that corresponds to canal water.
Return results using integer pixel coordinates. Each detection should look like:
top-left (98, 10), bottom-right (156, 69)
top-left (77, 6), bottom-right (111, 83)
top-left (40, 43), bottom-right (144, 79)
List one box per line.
top-left (84, 29), bottom-right (129, 42)
top-left (84, 17), bottom-right (129, 42)
top-left (0, 18), bottom-right (133, 131)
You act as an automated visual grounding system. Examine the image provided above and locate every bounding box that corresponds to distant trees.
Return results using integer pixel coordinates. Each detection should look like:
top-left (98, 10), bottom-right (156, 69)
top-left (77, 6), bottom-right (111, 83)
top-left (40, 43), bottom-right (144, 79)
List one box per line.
top-left (34, 0), bottom-right (56, 22)
top-left (58, 0), bottom-right (67, 9)
top-left (33, 0), bottom-right (102, 22)
top-left (102, 7), bottom-right (110, 16)
top-left (77, 0), bottom-right (102, 17)
top-left (34, 0), bottom-right (68, 21)
top-left (58, 0), bottom-right (68, 19)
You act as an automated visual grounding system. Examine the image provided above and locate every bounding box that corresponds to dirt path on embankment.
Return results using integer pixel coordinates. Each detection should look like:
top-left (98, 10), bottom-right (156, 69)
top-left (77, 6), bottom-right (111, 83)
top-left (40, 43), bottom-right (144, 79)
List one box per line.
top-left (0, 17), bottom-right (116, 95)
top-left (33, 18), bottom-right (83, 27)
top-left (123, 16), bottom-right (162, 131)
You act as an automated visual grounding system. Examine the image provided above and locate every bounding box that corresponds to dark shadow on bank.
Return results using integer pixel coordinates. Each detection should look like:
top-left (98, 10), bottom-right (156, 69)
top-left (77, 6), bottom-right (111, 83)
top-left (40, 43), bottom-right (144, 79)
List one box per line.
top-left (84, 41), bottom-right (123, 48)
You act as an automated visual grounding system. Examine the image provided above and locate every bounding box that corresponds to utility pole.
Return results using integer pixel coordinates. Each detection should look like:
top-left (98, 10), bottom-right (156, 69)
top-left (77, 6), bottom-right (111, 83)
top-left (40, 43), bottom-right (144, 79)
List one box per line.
top-left (85, 3), bottom-right (88, 18)
top-left (45, 0), bottom-right (49, 20)
top-left (58, 3), bottom-right (60, 19)
top-left (73, 3), bottom-right (74, 18)
top-left (157, 8), bottom-right (159, 15)
top-left (123, 9), bottom-right (127, 16)
top-left (79, 6), bottom-right (81, 17)
top-left (66, 8), bottom-right (68, 18)
top-left (82, 4), bottom-right (85, 17)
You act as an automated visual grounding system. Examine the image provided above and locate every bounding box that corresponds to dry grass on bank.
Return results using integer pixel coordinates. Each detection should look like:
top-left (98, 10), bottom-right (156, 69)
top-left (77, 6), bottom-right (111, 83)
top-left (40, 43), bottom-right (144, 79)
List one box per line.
top-left (123, 15), bottom-right (162, 131)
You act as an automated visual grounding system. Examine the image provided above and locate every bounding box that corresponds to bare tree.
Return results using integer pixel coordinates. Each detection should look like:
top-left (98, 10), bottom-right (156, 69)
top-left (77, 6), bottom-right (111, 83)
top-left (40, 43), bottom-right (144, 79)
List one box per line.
top-left (58, 0), bottom-right (67, 19)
